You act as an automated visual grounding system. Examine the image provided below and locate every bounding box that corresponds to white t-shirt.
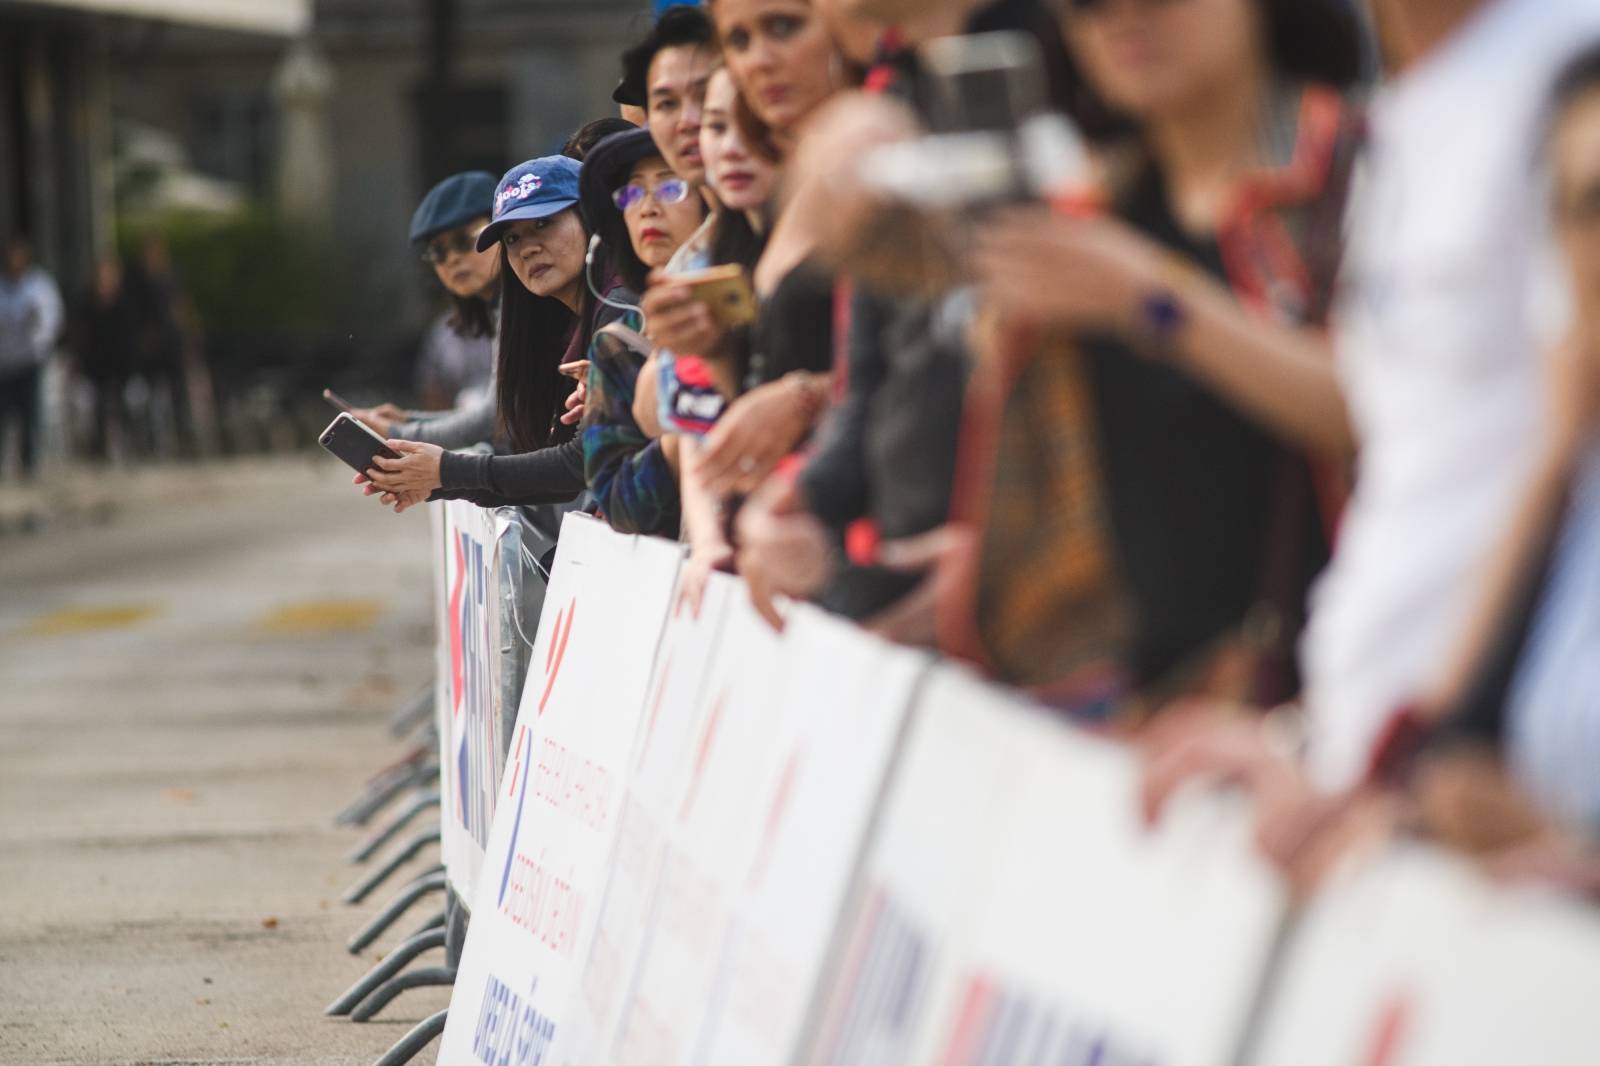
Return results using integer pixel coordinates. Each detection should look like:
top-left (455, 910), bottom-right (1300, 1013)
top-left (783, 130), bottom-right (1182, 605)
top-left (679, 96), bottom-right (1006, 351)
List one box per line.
top-left (1302, 0), bottom-right (1600, 791)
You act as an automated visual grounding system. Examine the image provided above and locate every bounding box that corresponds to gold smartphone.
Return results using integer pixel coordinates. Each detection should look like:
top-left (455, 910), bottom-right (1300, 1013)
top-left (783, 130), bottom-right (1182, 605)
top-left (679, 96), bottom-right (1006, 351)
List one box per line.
top-left (677, 264), bottom-right (759, 328)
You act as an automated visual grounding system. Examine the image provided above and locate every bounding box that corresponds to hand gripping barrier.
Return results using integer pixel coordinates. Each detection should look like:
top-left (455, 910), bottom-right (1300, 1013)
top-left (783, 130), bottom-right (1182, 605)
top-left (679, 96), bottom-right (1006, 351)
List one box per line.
top-left (420, 513), bottom-right (1600, 1066)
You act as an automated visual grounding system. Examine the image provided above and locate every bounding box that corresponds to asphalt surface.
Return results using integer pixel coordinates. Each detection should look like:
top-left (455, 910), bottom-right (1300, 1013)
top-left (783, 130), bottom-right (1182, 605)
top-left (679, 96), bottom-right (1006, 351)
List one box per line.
top-left (0, 457), bottom-right (451, 1066)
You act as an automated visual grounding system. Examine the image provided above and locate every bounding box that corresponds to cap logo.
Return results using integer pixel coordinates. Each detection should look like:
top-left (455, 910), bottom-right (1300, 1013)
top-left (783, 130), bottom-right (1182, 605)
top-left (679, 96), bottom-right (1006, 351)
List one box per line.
top-left (495, 172), bottom-right (543, 215)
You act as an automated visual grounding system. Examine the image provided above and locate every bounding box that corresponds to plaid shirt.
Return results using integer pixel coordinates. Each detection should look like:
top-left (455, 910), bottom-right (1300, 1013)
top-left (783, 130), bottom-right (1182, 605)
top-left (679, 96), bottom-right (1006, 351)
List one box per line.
top-left (582, 308), bottom-right (681, 536)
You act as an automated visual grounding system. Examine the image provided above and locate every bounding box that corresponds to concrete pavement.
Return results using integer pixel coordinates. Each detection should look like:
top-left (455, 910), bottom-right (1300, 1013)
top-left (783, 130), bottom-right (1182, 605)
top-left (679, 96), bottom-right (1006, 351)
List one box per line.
top-left (0, 458), bottom-right (452, 1065)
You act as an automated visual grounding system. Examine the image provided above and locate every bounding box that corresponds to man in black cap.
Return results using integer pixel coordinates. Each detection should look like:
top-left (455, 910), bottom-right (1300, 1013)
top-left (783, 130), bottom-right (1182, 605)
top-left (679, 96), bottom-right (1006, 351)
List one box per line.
top-left (618, 5), bottom-right (716, 205)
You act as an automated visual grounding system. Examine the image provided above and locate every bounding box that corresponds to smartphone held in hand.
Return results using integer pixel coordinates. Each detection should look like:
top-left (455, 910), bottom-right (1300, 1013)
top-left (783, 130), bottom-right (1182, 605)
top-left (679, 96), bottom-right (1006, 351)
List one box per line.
top-left (319, 413), bottom-right (400, 475)
top-left (677, 264), bottom-right (759, 328)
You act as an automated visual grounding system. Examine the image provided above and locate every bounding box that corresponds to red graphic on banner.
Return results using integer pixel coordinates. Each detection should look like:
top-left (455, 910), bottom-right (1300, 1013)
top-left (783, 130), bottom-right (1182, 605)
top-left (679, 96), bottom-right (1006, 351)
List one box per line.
top-left (678, 690), bottom-right (726, 822)
top-left (747, 746), bottom-right (804, 890)
top-left (505, 723), bottom-right (529, 798)
top-left (1363, 991), bottom-right (1413, 1066)
top-left (939, 974), bottom-right (996, 1066)
top-left (538, 599), bottom-right (577, 716)
top-left (449, 533), bottom-right (466, 718)
top-left (635, 652), bottom-right (674, 772)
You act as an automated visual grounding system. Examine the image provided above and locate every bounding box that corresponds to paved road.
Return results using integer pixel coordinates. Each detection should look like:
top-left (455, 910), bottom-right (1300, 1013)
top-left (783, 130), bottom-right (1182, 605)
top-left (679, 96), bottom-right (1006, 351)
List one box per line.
top-left (0, 458), bottom-right (451, 1066)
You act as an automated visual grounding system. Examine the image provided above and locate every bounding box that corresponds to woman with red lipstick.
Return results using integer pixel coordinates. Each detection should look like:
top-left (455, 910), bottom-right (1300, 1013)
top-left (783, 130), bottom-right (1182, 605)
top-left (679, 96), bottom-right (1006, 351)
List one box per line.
top-left (672, 0), bottom-right (846, 503)
top-left (579, 128), bottom-right (711, 536)
top-left (712, 0), bottom-right (844, 146)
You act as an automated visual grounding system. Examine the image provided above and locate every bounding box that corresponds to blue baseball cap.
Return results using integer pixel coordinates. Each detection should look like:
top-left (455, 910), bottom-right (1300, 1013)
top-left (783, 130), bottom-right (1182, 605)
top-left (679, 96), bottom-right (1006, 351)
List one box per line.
top-left (408, 171), bottom-right (497, 246)
top-left (476, 156), bottom-right (584, 252)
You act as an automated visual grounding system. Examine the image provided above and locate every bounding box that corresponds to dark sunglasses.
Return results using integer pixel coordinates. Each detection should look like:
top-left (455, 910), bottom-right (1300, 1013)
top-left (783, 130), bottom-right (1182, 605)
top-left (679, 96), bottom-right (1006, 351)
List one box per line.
top-left (421, 223), bottom-right (488, 265)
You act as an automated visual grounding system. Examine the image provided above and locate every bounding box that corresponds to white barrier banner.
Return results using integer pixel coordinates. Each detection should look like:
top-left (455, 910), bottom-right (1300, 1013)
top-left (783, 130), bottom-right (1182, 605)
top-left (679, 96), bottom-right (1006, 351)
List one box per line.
top-left (565, 573), bottom-right (742, 1060)
top-left (585, 578), bottom-right (792, 1064)
top-left (1248, 847), bottom-right (1600, 1066)
top-left (439, 500), bottom-right (503, 903)
top-left (810, 665), bottom-right (1286, 1066)
top-left (687, 606), bottom-right (928, 1066)
top-left (439, 515), bottom-right (682, 1065)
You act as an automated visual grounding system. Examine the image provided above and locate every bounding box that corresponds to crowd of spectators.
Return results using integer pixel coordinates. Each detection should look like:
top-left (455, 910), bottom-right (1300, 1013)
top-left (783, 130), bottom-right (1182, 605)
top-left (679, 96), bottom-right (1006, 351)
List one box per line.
top-left (339, 0), bottom-right (1600, 899)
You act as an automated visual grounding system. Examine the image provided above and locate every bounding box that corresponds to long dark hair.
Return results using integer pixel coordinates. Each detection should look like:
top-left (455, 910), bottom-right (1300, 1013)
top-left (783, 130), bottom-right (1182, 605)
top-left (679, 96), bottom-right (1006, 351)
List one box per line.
top-left (1259, 0), bottom-right (1365, 90)
top-left (493, 209), bottom-right (586, 453)
top-left (1058, 0), bottom-right (1366, 145)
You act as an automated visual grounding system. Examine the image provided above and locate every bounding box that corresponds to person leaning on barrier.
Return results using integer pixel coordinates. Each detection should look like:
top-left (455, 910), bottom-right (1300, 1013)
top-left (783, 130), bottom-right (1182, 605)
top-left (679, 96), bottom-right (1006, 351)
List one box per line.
top-left (351, 119), bottom-right (636, 449)
top-left (363, 156), bottom-right (595, 510)
top-left (578, 127), bottom-right (710, 537)
top-left (1356, 44), bottom-right (1600, 898)
top-left (733, 0), bottom-right (1100, 636)
top-left (1140, 0), bottom-right (1600, 899)
top-left (650, 65), bottom-right (783, 612)
top-left (646, 0), bottom-right (844, 509)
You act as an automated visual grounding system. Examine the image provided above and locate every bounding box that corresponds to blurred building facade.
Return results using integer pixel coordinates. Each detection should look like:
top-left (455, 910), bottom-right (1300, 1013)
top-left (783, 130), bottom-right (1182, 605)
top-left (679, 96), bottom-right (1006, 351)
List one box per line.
top-left (2, 0), bottom-right (650, 328)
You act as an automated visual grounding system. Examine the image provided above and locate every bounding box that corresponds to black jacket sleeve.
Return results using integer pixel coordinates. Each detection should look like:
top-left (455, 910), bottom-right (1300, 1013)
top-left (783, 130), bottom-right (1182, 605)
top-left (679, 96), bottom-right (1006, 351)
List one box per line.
top-left (798, 287), bottom-right (891, 529)
top-left (432, 437), bottom-right (587, 508)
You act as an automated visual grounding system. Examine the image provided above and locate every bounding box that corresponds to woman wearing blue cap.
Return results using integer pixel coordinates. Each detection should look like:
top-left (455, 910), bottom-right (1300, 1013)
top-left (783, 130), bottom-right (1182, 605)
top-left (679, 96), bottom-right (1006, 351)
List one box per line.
top-left (366, 151), bottom-right (652, 511)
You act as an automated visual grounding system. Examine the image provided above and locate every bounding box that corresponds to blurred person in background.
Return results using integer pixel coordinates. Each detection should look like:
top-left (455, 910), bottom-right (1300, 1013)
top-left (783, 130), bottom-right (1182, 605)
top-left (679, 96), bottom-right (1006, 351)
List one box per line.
top-left (578, 127), bottom-right (709, 535)
top-left (1380, 44), bottom-right (1600, 898)
top-left (0, 235), bottom-right (63, 482)
top-left (1141, 0), bottom-right (1600, 896)
top-left (74, 255), bottom-right (140, 462)
top-left (127, 235), bottom-right (201, 458)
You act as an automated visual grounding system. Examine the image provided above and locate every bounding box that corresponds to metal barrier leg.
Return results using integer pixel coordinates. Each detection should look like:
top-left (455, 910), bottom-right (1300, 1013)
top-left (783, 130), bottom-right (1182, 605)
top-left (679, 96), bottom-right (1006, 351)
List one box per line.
top-left (370, 1007), bottom-right (449, 1066)
top-left (324, 928), bottom-right (447, 1016)
top-left (347, 791), bottom-right (440, 863)
top-left (401, 908), bottom-right (448, 943)
top-left (349, 965), bottom-right (458, 1023)
top-left (387, 685), bottom-right (434, 739)
top-left (341, 829), bottom-right (440, 904)
top-left (444, 888), bottom-right (469, 969)
top-left (335, 759), bottom-right (439, 829)
top-left (346, 871), bottom-right (448, 955)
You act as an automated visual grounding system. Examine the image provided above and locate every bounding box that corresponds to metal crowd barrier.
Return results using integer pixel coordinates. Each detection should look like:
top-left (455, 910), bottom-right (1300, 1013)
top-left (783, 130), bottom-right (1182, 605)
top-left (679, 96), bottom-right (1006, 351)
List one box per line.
top-left (324, 500), bottom-right (570, 1066)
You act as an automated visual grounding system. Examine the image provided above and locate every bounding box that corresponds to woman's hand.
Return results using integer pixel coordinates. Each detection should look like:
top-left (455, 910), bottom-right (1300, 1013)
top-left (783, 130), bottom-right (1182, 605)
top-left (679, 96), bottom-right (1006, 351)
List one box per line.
top-left (366, 440), bottom-right (445, 496)
top-left (862, 526), bottom-right (967, 649)
top-left (642, 271), bottom-right (726, 356)
top-left (352, 403), bottom-right (407, 438)
top-left (381, 488), bottom-right (432, 514)
top-left (676, 540), bottom-right (734, 620)
top-left (972, 208), bottom-right (1166, 333)
top-left (699, 377), bottom-right (818, 496)
top-left (735, 478), bottom-right (838, 630)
